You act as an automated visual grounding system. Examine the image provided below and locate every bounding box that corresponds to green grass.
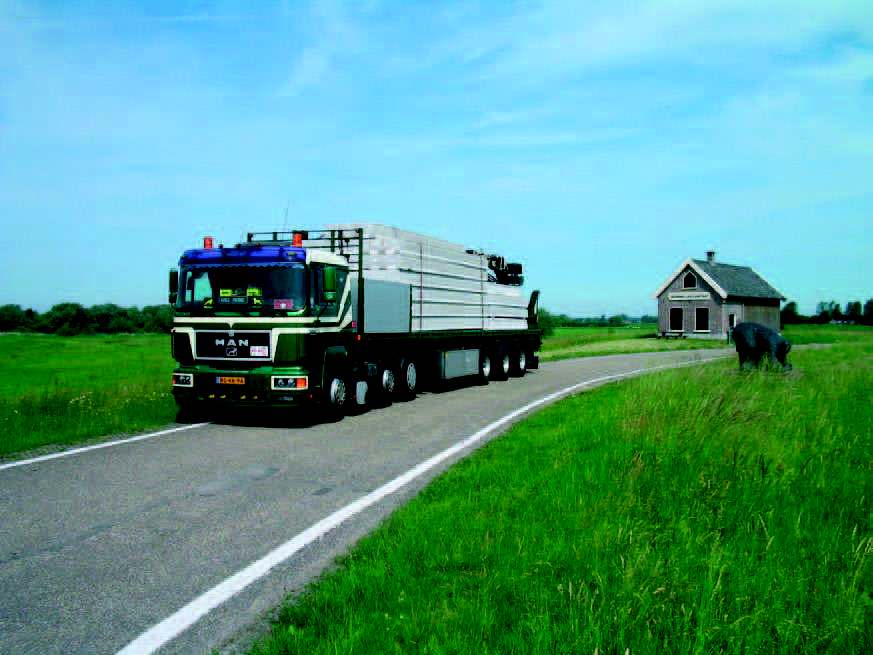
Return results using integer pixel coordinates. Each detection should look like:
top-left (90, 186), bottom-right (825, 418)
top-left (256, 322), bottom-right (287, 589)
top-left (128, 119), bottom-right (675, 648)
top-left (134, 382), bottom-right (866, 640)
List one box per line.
top-left (250, 334), bottom-right (872, 654)
top-left (540, 324), bottom-right (726, 361)
top-left (0, 334), bottom-right (175, 457)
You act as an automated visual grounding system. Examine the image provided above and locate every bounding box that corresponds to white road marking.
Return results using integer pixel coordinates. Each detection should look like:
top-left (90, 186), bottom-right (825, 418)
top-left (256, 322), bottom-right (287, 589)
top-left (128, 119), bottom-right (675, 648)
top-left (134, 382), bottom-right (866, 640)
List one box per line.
top-left (0, 423), bottom-right (210, 472)
top-left (116, 354), bottom-right (728, 655)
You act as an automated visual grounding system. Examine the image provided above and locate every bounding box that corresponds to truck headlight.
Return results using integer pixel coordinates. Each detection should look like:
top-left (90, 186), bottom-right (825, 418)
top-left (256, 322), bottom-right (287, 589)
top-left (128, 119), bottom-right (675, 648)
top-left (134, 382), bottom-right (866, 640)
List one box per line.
top-left (271, 376), bottom-right (308, 390)
top-left (172, 373), bottom-right (194, 387)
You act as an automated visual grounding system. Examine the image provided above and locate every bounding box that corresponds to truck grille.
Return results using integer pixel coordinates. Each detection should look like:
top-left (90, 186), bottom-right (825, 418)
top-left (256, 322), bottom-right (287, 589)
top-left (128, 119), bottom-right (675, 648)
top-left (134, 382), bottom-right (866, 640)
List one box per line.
top-left (194, 331), bottom-right (271, 361)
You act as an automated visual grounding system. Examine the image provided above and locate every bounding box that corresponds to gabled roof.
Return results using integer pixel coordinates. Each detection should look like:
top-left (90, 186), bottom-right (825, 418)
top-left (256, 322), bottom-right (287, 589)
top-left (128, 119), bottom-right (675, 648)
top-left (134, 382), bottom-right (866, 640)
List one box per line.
top-left (653, 258), bottom-right (785, 300)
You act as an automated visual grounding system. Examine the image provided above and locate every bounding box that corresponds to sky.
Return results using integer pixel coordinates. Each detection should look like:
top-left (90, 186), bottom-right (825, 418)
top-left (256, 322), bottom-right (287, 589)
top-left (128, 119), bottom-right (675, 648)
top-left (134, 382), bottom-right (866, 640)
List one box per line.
top-left (1, 0), bottom-right (871, 316)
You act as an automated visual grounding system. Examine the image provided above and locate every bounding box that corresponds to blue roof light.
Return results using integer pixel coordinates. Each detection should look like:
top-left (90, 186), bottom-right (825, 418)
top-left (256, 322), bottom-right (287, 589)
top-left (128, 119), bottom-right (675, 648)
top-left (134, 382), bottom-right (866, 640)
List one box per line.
top-left (180, 246), bottom-right (306, 267)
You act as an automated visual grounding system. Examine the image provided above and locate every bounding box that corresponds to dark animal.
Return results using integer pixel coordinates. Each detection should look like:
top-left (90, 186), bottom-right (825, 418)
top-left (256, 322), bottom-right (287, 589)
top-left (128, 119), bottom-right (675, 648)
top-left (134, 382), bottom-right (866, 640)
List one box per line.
top-left (731, 321), bottom-right (792, 371)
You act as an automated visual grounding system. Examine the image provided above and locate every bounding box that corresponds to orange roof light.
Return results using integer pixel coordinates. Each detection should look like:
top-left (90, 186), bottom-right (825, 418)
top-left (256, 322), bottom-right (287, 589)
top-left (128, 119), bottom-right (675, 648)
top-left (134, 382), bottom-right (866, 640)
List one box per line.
top-left (292, 232), bottom-right (304, 247)
top-left (203, 236), bottom-right (215, 249)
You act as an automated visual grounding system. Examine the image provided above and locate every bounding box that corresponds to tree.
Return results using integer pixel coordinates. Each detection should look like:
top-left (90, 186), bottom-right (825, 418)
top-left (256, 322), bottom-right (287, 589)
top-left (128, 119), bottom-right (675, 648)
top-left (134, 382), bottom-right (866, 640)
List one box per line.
top-left (537, 308), bottom-right (557, 338)
top-left (845, 301), bottom-right (862, 324)
top-left (780, 301), bottom-right (801, 325)
top-left (864, 299), bottom-right (873, 326)
top-left (0, 304), bottom-right (27, 331)
top-left (41, 303), bottom-right (91, 335)
top-left (142, 305), bottom-right (173, 332)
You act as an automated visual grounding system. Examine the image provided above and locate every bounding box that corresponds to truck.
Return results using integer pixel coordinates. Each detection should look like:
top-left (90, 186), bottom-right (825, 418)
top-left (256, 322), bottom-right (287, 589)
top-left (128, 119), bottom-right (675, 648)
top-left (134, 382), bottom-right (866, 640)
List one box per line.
top-left (169, 224), bottom-right (542, 419)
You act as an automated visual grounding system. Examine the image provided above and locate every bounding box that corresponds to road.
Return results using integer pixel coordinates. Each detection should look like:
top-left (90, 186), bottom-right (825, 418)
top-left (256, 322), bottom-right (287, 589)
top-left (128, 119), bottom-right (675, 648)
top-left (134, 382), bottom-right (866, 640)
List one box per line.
top-left (0, 349), bottom-right (729, 655)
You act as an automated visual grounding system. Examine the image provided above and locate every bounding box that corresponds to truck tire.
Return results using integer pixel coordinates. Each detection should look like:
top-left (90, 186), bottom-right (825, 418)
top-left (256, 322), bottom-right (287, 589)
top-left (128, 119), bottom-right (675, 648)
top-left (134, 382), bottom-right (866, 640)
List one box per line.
top-left (176, 401), bottom-right (205, 424)
top-left (373, 366), bottom-right (395, 407)
top-left (397, 358), bottom-right (418, 400)
top-left (510, 349), bottom-right (527, 377)
top-left (323, 373), bottom-right (349, 420)
top-left (491, 345), bottom-right (510, 381)
top-left (478, 351), bottom-right (491, 385)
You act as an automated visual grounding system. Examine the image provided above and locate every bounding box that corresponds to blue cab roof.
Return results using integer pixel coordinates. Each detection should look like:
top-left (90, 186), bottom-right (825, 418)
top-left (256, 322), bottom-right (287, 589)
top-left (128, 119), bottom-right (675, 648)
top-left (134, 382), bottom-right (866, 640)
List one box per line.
top-left (179, 245), bottom-right (306, 267)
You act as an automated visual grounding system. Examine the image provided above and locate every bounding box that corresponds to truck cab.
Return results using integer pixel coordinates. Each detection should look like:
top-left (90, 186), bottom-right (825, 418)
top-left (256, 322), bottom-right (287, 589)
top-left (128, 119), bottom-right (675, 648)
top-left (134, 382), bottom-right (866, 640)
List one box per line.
top-left (170, 234), bottom-right (353, 414)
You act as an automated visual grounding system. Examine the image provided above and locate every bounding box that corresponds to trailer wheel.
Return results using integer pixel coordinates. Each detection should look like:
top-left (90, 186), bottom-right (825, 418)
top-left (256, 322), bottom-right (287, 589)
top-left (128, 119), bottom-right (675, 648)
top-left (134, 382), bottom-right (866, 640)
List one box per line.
top-left (477, 352), bottom-right (491, 385)
top-left (491, 345), bottom-right (510, 381)
top-left (510, 349), bottom-right (527, 377)
top-left (397, 358), bottom-right (418, 400)
top-left (324, 374), bottom-right (349, 420)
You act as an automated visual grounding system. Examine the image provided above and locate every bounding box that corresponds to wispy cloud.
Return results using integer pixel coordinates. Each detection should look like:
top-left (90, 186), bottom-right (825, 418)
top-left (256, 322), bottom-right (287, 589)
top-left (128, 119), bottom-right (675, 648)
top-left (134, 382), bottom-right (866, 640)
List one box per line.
top-left (278, 0), bottom-right (361, 96)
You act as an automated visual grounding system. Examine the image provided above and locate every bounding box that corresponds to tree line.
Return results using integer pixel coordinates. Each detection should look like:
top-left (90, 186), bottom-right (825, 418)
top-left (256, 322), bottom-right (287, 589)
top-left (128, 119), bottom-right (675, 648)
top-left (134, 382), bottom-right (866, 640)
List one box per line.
top-left (781, 299), bottom-right (873, 325)
top-left (0, 303), bottom-right (173, 335)
top-left (538, 309), bottom-right (658, 337)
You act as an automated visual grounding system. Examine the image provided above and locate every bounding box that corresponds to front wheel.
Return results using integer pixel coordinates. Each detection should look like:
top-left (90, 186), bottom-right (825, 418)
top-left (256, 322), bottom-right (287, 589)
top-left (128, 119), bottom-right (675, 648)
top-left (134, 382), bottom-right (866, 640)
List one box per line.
top-left (175, 401), bottom-right (206, 424)
top-left (323, 374), bottom-right (349, 420)
top-left (397, 358), bottom-right (418, 400)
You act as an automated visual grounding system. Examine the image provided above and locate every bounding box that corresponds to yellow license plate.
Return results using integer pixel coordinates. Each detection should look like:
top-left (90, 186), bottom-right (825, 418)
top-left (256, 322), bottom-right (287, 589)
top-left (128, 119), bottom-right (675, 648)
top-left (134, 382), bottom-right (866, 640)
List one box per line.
top-left (217, 376), bottom-right (246, 385)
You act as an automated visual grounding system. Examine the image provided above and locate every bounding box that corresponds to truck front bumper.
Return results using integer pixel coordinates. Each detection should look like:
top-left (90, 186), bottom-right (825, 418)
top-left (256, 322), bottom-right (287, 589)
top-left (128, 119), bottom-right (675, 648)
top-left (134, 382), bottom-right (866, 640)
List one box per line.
top-left (171, 366), bottom-right (317, 408)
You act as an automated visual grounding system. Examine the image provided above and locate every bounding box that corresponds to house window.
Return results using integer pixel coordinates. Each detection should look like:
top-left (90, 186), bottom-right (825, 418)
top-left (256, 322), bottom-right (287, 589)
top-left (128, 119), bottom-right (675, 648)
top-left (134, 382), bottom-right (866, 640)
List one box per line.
top-left (695, 307), bottom-right (710, 332)
top-left (669, 307), bottom-right (683, 331)
top-left (683, 272), bottom-right (697, 289)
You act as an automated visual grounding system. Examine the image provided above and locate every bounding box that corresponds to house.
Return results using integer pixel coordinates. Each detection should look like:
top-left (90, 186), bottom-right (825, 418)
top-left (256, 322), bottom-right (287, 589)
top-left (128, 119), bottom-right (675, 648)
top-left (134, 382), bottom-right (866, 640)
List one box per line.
top-left (653, 251), bottom-right (785, 339)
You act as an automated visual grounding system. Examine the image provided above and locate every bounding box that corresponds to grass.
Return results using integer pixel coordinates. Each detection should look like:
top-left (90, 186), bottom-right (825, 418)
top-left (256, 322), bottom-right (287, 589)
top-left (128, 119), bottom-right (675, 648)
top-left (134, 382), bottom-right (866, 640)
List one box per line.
top-left (0, 324), bottom-right (866, 459)
top-left (0, 333), bottom-right (175, 457)
top-left (250, 332), bottom-right (872, 654)
top-left (540, 324), bottom-right (726, 361)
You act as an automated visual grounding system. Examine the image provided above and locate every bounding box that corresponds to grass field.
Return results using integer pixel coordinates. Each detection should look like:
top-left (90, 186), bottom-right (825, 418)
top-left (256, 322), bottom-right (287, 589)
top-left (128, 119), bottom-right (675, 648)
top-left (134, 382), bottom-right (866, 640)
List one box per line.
top-left (0, 325), bottom-right (866, 459)
top-left (540, 325), bottom-right (727, 361)
top-left (249, 330), bottom-right (872, 654)
top-left (0, 334), bottom-right (175, 457)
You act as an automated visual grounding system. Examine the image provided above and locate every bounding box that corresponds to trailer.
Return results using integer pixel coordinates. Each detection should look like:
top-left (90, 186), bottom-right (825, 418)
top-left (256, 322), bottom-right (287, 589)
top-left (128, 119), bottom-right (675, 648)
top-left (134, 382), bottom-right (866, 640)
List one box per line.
top-left (169, 224), bottom-right (542, 418)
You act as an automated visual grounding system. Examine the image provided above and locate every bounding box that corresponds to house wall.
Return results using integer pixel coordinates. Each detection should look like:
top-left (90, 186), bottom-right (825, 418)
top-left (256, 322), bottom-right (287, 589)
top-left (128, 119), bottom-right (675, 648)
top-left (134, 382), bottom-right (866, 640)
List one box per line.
top-left (741, 301), bottom-right (781, 332)
top-left (657, 266), bottom-right (725, 337)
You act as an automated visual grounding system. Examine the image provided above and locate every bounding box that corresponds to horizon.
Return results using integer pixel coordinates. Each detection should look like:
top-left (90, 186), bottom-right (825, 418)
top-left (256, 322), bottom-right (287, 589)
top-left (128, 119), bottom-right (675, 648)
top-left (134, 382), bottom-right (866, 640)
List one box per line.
top-left (2, 1), bottom-right (871, 316)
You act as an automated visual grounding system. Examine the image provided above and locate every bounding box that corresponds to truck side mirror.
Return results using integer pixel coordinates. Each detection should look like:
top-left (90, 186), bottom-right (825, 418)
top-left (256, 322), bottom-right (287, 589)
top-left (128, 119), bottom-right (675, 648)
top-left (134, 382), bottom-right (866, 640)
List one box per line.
top-left (168, 270), bottom-right (179, 305)
top-left (323, 266), bottom-right (337, 301)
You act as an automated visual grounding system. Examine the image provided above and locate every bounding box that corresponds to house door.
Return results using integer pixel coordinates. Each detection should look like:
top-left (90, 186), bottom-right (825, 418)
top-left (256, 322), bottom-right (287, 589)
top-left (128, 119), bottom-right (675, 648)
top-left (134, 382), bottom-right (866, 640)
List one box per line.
top-left (669, 307), bottom-right (683, 331)
top-left (729, 313), bottom-right (736, 329)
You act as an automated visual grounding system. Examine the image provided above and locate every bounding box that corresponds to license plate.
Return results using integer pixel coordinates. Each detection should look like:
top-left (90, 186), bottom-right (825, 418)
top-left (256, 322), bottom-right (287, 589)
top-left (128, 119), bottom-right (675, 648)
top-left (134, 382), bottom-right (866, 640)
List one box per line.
top-left (216, 376), bottom-right (246, 385)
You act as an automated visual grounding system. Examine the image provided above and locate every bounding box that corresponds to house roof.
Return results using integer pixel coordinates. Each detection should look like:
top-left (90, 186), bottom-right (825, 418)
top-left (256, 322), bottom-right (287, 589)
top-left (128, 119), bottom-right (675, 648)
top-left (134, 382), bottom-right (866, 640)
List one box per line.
top-left (653, 257), bottom-right (785, 300)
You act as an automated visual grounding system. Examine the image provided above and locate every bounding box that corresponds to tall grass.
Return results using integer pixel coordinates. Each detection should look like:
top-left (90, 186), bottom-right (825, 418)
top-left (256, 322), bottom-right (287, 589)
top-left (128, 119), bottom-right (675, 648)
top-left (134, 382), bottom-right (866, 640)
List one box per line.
top-left (251, 338), bottom-right (872, 654)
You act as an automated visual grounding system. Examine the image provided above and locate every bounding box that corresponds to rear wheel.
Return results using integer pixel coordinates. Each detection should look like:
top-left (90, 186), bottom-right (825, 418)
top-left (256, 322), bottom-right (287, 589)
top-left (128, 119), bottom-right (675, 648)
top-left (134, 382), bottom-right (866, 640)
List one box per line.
top-left (478, 351), bottom-right (491, 385)
top-left (510, 349), bottom-right (527, 377)
top-left (491, 345), bottom-right (510, 381)
top-left (397, 358), bottom-right (418, 400)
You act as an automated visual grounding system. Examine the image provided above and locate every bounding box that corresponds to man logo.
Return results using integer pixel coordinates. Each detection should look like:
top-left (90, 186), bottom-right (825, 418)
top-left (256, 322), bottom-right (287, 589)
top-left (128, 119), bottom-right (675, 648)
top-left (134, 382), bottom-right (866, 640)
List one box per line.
top-left (226, 346), bottom-right (238, 357)
top-left (215, 339), bottom-right (248, 347)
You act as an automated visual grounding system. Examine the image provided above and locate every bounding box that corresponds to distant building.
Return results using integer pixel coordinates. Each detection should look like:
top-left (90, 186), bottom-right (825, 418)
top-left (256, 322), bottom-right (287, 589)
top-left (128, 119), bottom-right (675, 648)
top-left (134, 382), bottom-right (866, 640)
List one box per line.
top-left (653, 251), bottom-right (785, 338)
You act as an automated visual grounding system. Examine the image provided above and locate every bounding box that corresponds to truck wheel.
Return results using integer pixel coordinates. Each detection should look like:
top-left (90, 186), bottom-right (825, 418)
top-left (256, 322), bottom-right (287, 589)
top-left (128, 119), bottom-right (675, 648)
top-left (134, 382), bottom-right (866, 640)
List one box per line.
top-left (397, 358), bottom-right (418, 400)
top-left (478, 352), bottom-right (491, 385)
top-left (176, 402), bottom-right (205, 424)
top-left (324, 374), bottom-right (348, 420)
top-left (491, 346), bottom-right (510, 381)
top-left (369, 366), bottom-right (395, 408)
top-left (510, 350), bottom-right (527, 377)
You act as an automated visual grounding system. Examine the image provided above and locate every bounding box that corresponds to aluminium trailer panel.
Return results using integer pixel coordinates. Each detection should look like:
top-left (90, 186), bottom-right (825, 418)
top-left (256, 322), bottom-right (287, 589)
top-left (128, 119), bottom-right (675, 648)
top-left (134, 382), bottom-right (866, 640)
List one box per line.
top-left (318, 223), bottom-right (529, 333)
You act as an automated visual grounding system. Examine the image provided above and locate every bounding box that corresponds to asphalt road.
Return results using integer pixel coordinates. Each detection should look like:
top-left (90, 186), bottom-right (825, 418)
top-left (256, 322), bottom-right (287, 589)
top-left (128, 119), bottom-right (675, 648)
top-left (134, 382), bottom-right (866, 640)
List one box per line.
top-left (0, 349), bottom-right (730, 655)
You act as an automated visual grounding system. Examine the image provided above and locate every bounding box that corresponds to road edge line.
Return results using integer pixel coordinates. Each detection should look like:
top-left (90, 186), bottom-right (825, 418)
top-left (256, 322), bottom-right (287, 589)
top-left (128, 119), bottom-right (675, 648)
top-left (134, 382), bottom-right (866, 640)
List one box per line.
top-left (0, 423), bottom-right (211, 472)
top-left (116, 353), bottom-right (728, 655)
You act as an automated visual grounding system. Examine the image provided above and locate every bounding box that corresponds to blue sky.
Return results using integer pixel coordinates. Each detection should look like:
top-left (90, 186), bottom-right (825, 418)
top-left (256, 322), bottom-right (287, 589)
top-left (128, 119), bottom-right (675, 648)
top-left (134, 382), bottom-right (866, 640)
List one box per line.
top-left (1, 0), bottom-right (871, 316)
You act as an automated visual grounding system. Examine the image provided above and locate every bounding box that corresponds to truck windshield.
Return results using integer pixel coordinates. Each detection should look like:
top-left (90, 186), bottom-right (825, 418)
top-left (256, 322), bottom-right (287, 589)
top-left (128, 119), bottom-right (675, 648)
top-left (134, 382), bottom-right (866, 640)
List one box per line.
top-left (177, 264), bottom-right (307, 315)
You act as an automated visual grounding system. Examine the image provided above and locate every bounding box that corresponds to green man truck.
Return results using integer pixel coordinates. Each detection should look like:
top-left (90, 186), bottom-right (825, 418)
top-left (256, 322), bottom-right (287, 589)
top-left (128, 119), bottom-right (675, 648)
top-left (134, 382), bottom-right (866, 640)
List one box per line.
top-left (169, 224), bottom-right (542, 419)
